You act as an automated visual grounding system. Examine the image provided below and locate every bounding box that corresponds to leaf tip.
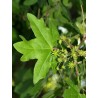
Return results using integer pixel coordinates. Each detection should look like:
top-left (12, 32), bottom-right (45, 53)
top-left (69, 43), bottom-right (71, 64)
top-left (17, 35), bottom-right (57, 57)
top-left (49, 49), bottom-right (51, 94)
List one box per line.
top-left (13, 44), bottom-right (15, 49)
top-left (27, 13), bottom-right (31, 18)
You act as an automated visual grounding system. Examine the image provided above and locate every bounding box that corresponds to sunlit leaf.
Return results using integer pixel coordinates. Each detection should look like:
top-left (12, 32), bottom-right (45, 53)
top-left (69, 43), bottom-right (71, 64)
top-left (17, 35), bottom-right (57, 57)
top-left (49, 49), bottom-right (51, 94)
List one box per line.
top-left (13, 13), bottom-right (59, 84)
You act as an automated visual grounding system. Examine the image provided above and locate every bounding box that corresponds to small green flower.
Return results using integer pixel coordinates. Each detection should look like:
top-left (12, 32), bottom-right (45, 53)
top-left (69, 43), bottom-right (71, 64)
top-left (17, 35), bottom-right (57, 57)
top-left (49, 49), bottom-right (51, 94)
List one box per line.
top-left (78, 50), bottom-right (86, 57)
top-left (60, 35), bottom-right (66, 41)
top-left (57, 58), bottom-right (63, 62)
top-left (56, 66), bottom-right (60, 70)
top-left (62, 65), bottom-right (66, 69)
top-left (59, 39), bottom-right (62, 45)
top-left (52, 48), bottom-right (59, 56)
top-left (68, 62), bottom-right (75, 68)
top-left (71, 51), bottom-right (77, 60)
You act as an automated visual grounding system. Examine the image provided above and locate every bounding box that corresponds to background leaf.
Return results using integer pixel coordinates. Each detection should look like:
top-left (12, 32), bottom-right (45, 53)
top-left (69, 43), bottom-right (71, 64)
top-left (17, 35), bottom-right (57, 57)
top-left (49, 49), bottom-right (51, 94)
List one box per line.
top-left (63, 78), bottom-right (86, 98)
top-left (23, 0), bottom-right (38, 6)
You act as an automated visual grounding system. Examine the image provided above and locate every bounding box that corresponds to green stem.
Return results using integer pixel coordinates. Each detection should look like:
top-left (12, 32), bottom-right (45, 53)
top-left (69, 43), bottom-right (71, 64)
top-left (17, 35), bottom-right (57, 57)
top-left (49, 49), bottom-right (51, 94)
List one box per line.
top-left (80, 0), bottom-right (85, 24)
top-left (75, 65), bottom-right (80, 88)
top-left (37, 8), bottom-right (40, 18)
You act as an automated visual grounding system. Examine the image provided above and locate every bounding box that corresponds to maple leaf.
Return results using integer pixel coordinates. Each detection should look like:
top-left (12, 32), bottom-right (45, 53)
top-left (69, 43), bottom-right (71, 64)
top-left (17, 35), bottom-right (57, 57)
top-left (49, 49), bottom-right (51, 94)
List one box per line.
top-left (13, 13), bottom-right (59, 84)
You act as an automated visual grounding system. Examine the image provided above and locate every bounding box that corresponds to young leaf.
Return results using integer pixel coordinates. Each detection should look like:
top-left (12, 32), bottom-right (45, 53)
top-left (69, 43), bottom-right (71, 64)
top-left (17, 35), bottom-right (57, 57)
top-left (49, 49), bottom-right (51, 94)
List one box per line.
top-left (13, 13), bottom-right (59, 84)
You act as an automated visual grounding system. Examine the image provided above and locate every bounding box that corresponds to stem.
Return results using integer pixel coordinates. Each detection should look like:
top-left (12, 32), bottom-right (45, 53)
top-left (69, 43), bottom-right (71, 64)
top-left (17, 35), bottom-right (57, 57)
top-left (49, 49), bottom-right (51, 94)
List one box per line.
top-left (80, 2), bottom-right (85, 24)
top-left (37, 8), bottom-right (40, 18)
top-left (69, 68), bottom-right (73, 79)
top-left (75, 65), bottom-right (80, 88)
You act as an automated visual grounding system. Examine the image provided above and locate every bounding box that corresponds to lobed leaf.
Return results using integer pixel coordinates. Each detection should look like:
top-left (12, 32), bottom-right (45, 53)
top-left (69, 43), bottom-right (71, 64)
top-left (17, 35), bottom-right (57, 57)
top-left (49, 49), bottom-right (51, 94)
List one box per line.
top-left (13, 13), bottom-right (59, 84)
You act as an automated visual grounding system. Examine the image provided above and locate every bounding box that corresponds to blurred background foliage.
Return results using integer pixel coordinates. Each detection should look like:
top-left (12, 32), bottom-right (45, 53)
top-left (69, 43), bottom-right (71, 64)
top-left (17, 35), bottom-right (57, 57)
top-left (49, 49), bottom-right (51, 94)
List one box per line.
top-left (12, 0), bottom-right (86, 98)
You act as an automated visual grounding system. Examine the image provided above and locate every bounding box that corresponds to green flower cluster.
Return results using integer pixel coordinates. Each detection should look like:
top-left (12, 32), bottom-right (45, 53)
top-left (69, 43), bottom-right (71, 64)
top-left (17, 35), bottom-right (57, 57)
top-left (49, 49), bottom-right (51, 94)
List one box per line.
top-left (52, 34), bottom-right (86, 70)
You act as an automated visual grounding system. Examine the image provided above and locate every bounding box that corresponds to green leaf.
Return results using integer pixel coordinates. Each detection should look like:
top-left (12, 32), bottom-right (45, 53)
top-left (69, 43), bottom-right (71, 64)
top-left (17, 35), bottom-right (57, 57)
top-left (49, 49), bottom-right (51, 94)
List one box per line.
top-left (65, 78), bottom-right (79, 91)
top-left (23, 0), bottom-right (38, 6)
top-left (13, 13), bottom-right (59, 84)
top-left (63, 86), bottom-right (86, 98)
top-left (42, 91), bottom-right (55, 98)
top-left (14, 69), bottom-right (33, 98)
top-left (63, 88), bottom-right (86, 98)
top-left (29, 79), bottom-right (44, 97)
top-left (64, 22), bottom-right (81, 35)
top-left (63, 0), bottom-right (69, 6)
top-left (27, 13), bottom-right (58, 48)
top-left (48, 18), bottom-right (59, 45)
top-left (63, 78), bottom-right (86, 98)
top-left (12, 0), bottom-right (20, 14)
top-left (80, 94), bottom-right (86, 98)
top-left (63, 88), bottom-right (79, 98)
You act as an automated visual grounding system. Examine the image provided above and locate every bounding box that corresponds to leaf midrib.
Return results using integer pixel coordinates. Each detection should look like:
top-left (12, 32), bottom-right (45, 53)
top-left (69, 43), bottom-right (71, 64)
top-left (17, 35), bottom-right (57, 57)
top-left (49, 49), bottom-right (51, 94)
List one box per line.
top-left (17, 46), bottom-right (51, 50)
top-left (35, 51), bottom-right (51, 83)
top-left (30, 19), bottom-right (52, 49)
